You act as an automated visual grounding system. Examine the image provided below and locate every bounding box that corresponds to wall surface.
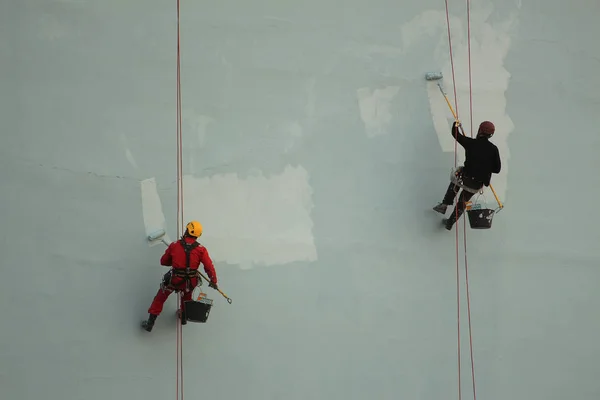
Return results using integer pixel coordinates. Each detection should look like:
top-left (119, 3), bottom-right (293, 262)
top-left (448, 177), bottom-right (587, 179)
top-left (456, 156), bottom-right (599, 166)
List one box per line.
top-left (2, 1), bottom-right (600, 399)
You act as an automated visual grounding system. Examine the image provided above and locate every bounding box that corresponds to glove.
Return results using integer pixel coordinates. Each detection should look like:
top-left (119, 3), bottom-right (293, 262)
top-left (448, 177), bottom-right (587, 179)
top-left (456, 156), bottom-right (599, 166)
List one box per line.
top-left (209, 281), bottom-right (219, 290)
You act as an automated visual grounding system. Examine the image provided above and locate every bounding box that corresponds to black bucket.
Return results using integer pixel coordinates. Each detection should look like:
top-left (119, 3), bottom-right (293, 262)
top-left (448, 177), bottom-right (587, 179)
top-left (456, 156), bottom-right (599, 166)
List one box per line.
top-left (183, 297), bottom-right (213, 323)
top-left (467, 208), bottom-right (495, 229)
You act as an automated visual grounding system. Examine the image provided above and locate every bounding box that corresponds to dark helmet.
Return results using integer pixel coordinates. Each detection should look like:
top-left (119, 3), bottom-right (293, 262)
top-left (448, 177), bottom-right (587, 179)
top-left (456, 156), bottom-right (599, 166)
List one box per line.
top-left (477, 121), bottom-right (495, 138)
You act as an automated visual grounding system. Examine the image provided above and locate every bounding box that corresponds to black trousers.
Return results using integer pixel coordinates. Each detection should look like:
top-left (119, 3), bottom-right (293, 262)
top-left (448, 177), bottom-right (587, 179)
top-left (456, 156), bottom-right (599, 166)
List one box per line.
top-left (442, 181), bottom-right (480, 225)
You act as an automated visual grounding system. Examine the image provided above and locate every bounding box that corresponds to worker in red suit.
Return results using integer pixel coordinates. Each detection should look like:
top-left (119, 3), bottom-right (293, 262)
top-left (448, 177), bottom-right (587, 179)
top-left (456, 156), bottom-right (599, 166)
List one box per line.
top-left (142, 220), bottom-right (218, 332)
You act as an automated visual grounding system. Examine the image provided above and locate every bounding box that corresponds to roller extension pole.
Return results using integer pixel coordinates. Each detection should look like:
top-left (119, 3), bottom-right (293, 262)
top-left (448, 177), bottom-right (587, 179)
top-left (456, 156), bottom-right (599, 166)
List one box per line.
top-left (489, 185), bottom-right (504, 210)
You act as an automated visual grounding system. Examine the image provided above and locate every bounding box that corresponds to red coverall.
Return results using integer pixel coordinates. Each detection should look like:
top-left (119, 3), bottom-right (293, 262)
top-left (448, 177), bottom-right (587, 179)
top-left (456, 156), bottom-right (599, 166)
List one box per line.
top-left (147, 236), bottom-right (218, 316)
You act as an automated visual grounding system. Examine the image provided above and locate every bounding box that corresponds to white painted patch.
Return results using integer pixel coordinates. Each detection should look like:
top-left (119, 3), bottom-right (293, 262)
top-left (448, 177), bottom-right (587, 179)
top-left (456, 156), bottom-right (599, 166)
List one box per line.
top-left (356, 86), bottom-right (400, 138)
top-left (181, 164), bottom-right (317, 269)
top-left (140, 178), bottom-right (171, 247)
top-left (403, 0), bottom-right (520, 201)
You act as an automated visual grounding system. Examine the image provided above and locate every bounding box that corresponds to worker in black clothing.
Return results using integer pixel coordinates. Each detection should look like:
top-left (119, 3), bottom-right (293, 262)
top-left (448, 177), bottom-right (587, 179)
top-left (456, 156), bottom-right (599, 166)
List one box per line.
top-left (433, 120), bottom-right (501, 230)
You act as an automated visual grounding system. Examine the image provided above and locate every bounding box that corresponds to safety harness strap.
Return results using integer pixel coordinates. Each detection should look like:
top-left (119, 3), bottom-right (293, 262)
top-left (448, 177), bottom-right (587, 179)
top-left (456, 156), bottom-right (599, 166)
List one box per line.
top-left (163, 238), bottom-right (200, 292)
top-left (179, 238), bottom-right (199, 292)
top-left (451, 167), bottom-right (484, 194)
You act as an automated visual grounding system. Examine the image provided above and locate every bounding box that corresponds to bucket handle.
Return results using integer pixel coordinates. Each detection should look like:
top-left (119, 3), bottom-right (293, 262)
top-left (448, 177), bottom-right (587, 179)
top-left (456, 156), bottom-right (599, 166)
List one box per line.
top-left (469, 188), bottom-right (504, 215)
top-left (468, 190), bottom-right (487, 210)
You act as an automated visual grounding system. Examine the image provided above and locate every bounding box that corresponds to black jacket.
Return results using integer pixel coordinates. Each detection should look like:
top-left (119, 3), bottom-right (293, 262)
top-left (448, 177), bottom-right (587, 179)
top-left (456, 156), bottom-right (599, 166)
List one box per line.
top-left (452, 123), bottom-right (501, 186)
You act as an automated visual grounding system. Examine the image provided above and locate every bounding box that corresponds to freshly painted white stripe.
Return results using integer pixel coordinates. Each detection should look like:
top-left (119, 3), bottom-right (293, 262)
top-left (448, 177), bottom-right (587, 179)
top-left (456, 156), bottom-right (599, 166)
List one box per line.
top-left (140, 177), bottom-right (171, 247)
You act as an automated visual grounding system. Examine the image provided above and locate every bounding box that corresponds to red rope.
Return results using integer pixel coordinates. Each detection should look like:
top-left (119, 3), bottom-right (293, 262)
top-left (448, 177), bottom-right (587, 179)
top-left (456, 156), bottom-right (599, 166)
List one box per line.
top-left (445, 2), bottom-right (480, 399)
top-left (176, 294), bottom-right (182, 400)
top-left (176, 0), bottom-right (184, 235)
top-left (455, 216), bottom-right (462, 400)
top-left (443, 2), bottom-right (462, 399)
top-left (175, 0), bottom-right (185, 399)
top-left (463, 225), bottom-right (477, 400)
top-left (466, 0), bottom-right (474, 138)
top-left (177, 294), bottom-right (183, 400)
top-left (444, 0), bottom-right (460, 168)
top-left (464, 2), bottom-right (478, 399)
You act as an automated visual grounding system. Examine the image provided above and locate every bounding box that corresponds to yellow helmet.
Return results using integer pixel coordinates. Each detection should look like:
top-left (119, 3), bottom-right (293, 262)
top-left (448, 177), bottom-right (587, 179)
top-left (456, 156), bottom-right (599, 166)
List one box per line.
top-left (185, 220), bottom-right (203, 237)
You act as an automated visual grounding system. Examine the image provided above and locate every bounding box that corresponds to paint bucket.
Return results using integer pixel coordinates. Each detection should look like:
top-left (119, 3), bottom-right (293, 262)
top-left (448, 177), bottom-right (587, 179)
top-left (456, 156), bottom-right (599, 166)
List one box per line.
top-left (467, 208), bottom-right (495, 229)
top-left (183, 297), bottom-right (213, 323)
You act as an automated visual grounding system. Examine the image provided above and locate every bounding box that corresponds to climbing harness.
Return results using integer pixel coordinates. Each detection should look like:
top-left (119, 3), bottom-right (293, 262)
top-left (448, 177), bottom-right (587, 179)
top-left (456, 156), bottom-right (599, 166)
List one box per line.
top-left (449, 167), bottom-right (484, 195)
top-left (161, 239), bottom-right (202, 293)
top-left (177, 238), bottom-right (201, 292)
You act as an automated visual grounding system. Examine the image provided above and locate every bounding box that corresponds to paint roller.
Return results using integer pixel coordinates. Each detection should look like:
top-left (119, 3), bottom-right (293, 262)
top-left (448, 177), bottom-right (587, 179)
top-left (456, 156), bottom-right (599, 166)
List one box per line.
top-left (425, 71), bottom-right (460, 123)
top-left (147, 229), bottom-right (169, 245)
top-left (425, 71), bottom-right (443, 81)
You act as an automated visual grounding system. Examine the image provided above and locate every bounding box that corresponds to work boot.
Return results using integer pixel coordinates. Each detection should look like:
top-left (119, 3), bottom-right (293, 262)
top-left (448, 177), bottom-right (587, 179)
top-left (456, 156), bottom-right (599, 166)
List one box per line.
top-left (442, 218), bottom-right (452, 230)
top-left (444, 208), bottom-right (465, 231)
top-left (141, 314), bottom-right (158, 332)
top-left (433, 203), bottom-right (448, 214)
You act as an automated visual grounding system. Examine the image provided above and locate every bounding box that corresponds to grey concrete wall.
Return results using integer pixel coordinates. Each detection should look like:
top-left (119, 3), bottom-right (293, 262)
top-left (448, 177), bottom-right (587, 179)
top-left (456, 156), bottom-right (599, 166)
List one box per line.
top-left (2, 1), bottom-right (599, 399)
